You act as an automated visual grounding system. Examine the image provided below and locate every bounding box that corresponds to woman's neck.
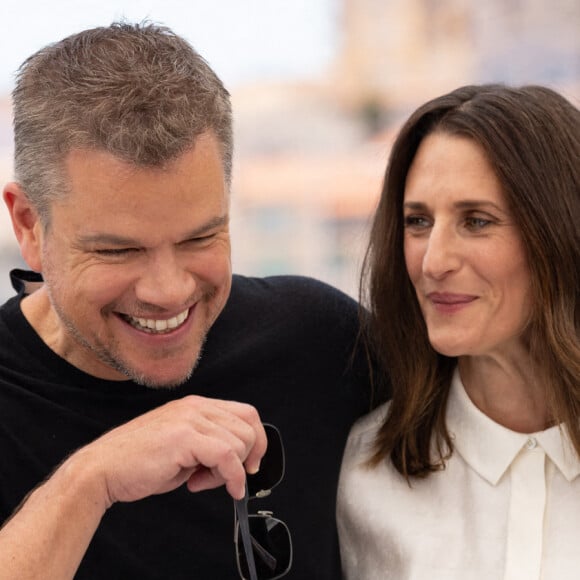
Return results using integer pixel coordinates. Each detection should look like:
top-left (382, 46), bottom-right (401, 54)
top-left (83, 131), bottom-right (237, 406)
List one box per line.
top-left (457, 353), bottom-right (551, 433)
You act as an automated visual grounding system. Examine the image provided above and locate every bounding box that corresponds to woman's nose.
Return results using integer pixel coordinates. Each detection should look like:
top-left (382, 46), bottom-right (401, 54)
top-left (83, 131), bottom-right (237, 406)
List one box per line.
top-left (421, 226), bottom-right (462, 280)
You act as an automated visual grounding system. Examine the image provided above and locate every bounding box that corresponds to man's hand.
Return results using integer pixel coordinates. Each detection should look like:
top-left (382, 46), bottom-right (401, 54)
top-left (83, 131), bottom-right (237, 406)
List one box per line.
top-left (0, 396), bottom-right (266, 578)
top-left (79, 395), bottom-right (267, 504)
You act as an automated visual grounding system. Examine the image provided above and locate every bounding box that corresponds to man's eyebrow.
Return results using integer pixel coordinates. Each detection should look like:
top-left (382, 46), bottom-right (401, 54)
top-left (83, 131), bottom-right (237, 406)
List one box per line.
top-left (78, 215), bottom-right (229, 246)
top-left (77, 233), bottom-right (139, 246)
top-left (182, 214), bottom-right (229, 239)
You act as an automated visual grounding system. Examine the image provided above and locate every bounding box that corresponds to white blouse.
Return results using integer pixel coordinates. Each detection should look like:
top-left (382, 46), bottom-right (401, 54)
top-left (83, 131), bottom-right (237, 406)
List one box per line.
top-left (337, 370), bottom-right (580, 580)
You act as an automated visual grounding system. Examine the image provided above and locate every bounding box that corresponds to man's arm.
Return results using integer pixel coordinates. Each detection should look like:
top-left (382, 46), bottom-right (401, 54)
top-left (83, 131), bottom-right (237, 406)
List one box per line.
top-left (0, 395), bottom-right (266, 579)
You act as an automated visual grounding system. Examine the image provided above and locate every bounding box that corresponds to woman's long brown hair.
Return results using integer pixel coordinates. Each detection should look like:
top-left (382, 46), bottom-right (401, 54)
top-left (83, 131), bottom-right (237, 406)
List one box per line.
top-left (361, 84), bottom-right (580, 479)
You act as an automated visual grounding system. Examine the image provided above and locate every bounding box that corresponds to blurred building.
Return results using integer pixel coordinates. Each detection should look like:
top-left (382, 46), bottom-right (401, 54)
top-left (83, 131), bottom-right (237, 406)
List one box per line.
top-left (230, 0), bottom-right (580, 297)
top-left (336, 0), bottom-right (475, 113)
top-left (229, 82), bottom-right (390, 297)
top-left (0, 96), bottom-right (23, 302)
top-left (0, 0), bottom-right (578, 302)
top-left (336, 0), bottom-right (580, 112)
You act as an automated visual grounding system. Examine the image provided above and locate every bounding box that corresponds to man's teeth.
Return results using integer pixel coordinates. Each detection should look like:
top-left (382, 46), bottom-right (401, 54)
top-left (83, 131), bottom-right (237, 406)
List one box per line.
top-left (128, 309), bottom-right (189, 333)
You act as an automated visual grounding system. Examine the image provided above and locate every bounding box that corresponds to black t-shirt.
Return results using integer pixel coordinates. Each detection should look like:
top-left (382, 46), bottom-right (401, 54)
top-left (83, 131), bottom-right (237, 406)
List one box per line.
top-left (0, 271), bottom-right (372, 579)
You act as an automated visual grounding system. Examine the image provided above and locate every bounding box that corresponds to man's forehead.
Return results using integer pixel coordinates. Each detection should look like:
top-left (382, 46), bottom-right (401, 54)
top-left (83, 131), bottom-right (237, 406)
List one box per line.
top-left (63, 130), bottom-right (224, 176)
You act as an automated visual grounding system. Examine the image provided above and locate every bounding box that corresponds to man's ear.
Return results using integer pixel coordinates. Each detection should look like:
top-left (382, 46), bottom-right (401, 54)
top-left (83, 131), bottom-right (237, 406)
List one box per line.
top-left (3, 182), bottom-right (44, 272)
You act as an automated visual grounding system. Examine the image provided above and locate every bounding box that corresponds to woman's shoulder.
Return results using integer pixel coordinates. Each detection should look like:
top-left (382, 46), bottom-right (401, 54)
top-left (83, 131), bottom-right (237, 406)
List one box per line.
top-left (346, 401), bottom-right (390, 452)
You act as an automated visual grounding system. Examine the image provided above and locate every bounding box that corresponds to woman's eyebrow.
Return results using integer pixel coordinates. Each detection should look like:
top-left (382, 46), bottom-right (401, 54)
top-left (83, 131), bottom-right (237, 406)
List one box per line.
top-left (402, 200), bottom-right (503, 211)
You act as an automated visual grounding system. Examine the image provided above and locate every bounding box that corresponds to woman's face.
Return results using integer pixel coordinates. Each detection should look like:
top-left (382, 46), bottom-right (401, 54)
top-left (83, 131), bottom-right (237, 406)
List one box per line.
top-left (403, 132), bottom-right (532, 359)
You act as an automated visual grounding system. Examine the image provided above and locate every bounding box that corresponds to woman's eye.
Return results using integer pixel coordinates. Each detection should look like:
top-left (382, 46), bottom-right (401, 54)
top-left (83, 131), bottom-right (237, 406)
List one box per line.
top-left (404, 215), bottom-right (430, 228)
top-left (465, 217), bottom-right (491, 230)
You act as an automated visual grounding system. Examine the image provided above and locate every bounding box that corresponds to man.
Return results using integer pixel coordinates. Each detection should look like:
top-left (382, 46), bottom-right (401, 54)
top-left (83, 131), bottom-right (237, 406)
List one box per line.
top-left (0, 22), bottom-right (371, 579)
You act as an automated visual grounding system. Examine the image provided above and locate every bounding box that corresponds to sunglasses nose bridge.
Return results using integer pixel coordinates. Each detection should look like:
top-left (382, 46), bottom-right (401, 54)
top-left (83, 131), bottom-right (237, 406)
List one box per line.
top-left (255, 489), bottom-right (272, 499)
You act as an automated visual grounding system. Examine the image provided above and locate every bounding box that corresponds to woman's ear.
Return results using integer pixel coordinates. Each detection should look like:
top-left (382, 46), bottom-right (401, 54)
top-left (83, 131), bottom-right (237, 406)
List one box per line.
top-left (3, 183), bottom-right (44, 272)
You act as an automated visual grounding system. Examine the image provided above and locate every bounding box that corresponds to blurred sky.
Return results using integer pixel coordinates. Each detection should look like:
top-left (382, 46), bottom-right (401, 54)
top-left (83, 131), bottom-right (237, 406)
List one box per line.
top-left (1, 0), bottom-right (338, 93)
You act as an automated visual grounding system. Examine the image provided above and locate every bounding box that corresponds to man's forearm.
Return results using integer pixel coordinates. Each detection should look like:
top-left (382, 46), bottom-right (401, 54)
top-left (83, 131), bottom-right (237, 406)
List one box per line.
top-left (0, 454), bottom-right (108, 579)
top-left (0, 395), bottom-right (266, 578)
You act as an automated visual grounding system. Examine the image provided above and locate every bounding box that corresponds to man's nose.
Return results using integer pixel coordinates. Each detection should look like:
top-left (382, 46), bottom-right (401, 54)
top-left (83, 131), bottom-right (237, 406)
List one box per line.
top-left (134, 251), bottom-right (197, 309)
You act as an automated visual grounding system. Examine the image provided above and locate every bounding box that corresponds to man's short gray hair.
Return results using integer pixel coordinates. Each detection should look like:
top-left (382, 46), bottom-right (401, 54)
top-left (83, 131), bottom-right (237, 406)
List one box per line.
top-left (12, 21), bottom-right (233, 224)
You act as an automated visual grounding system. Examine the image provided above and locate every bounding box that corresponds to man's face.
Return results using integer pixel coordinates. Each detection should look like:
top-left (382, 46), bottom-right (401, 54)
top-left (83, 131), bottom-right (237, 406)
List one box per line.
top-left (27, 132), bottom-right (232, 387)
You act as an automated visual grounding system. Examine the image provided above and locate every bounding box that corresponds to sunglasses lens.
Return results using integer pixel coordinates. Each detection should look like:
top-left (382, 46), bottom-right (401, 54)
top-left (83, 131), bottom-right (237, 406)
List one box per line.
top-left (236, 515), bottom-right (292, 580)
top-left (247, 424), bottom-right (284, 498)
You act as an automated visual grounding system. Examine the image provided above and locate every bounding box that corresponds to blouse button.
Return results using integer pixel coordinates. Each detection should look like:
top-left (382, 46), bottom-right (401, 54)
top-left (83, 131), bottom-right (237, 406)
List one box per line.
top-left (525, 437), bottom-right (537, 450)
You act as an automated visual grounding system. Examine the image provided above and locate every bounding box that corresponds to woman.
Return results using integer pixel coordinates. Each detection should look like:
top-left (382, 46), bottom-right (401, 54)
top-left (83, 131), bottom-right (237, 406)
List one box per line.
top-left (337, 84), bottom-right (580, 579)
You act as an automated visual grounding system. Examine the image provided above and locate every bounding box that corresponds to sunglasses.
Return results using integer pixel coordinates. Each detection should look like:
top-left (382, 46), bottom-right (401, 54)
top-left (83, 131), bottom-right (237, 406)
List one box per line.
top-left (233, 423), bottom-right (292, 580)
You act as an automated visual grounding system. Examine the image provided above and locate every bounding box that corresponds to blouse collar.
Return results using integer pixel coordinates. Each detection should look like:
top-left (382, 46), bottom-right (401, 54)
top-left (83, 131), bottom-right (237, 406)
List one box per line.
top-left (446, 368), bottom-right (580, 485)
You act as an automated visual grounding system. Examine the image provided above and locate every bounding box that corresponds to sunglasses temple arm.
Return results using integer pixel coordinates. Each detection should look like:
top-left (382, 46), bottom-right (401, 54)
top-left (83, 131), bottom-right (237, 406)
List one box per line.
top-left (251, 534), bottom-right (278, 571)
top-left (234, 485), bottom-right (259, 580)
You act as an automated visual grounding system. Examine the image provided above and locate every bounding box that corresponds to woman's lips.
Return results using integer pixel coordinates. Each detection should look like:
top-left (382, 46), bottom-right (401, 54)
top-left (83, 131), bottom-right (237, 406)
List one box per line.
top-left (426, 292), bottom-right (477, 313)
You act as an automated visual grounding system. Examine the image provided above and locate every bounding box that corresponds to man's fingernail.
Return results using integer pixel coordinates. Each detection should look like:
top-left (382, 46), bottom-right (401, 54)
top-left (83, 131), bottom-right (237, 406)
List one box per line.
top-left (247, 462), bottom-right (260, 475)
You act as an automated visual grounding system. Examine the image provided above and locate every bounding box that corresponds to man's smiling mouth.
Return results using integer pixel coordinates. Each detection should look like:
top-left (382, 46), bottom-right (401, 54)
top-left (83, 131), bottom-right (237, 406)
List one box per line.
top-left (121, 308), bottom-right (190, 334)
